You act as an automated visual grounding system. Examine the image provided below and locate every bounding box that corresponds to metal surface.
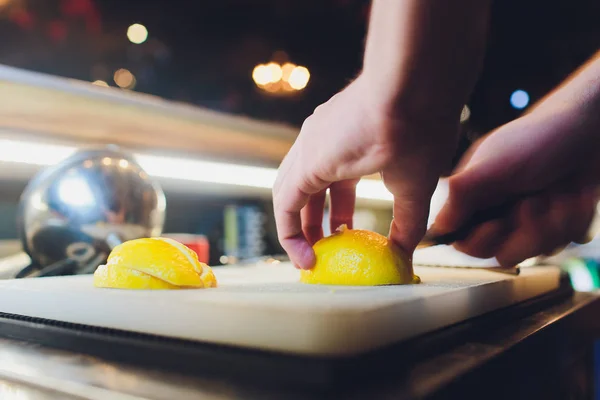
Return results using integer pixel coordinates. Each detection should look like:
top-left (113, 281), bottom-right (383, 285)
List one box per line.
top-left (17, 146), bottom-right (166, 272)
top-left (0, 291), bottom-right (597, 399)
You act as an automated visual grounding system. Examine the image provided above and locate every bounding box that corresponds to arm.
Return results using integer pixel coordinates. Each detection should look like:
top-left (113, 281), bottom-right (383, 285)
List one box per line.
top-left (363, 0), bottom-right (491, 119)
top-left (273, 0), bottom-right (492, 268)
top-left (434, 50), bottom-right (600, 266)
top-left (529, 51), bottom-right (600, 116)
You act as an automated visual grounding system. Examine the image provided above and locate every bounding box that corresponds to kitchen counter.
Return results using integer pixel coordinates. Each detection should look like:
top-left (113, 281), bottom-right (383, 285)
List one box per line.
top-left (1, 290), bottom-right (599, 399)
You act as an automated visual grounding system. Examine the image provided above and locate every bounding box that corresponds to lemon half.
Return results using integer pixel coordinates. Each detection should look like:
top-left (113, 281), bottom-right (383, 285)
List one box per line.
top-left (94, 237), bottom-right (217, 290)
top-left (300, 225), bottom-right (420, 286)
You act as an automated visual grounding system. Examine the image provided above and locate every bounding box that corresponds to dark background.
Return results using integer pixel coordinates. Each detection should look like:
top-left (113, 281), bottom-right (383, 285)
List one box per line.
top-left (0, 0), bottom-right (598, 262)
top-left (1, 0), bottom-right (599, 133)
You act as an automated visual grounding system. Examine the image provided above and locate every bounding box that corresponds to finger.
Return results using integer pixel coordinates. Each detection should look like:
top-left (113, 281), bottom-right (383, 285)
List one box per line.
top-left (329, 179), bottom-right (359, 233)
top-left (433, 117), bottom-right (548, 234)
top-left (274, 158), bottom-right (329, 269)
top-left (433, 166), bottom-right (517, 235)
top-left (453, 217), bottom-right (514, 259)
top-left (384, 168), bottom-right (438, 254)
top-left (301, 190), bottom-right (327, 245)
top-left (541, 190), bottom-right (582, 253)
top-left (272, 141), bottom-right (299, 197)
top-left (495, 196), bottom-right (563, 266)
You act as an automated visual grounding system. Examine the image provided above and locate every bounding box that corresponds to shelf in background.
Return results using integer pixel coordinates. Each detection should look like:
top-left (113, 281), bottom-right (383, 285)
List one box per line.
top-left (0, 65), bottom-right (390, 207)
top-left (0, 65), bottom-right (297, 168)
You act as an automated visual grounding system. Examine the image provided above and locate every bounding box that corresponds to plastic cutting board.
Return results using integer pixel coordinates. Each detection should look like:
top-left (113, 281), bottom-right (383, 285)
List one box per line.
top-left (0, 263), bottom-right (560, 357)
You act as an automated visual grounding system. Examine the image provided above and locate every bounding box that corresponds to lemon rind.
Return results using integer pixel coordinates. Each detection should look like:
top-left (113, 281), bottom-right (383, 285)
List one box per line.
top-left (94, 238), bottom-right (218, 290)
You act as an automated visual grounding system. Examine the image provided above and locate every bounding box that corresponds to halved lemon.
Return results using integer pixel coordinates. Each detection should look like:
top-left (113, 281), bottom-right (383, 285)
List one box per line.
top-left (300, 225), bottom-right (420, 286)
top-left (94, 237), bottom-right (217, 290)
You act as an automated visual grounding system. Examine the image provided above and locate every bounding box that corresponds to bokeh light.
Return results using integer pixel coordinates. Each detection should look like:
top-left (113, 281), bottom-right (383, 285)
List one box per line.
top-left (510, 89), bottom-right (529, 109)
top-left (281, 63), bottom-right (295, 82)
top-left (264, 80), bottom-right (283, 93)
top-left (127, 23), bottom-right (148, 44)
top-left (92, 80), bottom-right (109, 87)
top-left (288, 66), bottom-right (310, 90)
top-left (252, 64), bottom-right (271, 86)
top-left (266, 62), bottom-right (283, 83)
top-left (113, 68), bottom-right (136, 89)
top-left (253, 61), bottom-right (310, 94)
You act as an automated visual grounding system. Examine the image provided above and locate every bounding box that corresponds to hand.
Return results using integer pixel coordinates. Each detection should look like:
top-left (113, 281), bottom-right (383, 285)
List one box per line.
top-left (433, 104), bottom-right (600, 266)
top-left (273, 74), bottom-right (460, 269)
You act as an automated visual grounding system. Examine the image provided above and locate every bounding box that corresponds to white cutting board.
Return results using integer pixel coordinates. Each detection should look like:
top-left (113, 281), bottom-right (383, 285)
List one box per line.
top-left (0, 264), bottom-right (560, 357)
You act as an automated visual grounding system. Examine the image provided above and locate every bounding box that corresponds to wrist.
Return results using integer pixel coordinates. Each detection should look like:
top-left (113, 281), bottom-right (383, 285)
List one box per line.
top-left (352, 73), bottom-right (461, 172)
top-left (357, 70), bottom-right (464, 129)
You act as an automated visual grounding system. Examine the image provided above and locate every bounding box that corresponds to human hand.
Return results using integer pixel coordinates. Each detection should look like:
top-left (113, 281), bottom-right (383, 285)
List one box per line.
top-left (273, 74), bottom-right (460, 269)
top-left (433, 105), bottom-right (600, 266)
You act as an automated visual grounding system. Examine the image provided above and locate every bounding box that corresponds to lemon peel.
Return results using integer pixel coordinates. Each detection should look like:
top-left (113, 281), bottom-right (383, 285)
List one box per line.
top-left (94, 237), bottom-right (217, 290)
top-left (300, 225), bottom-right (419, 286)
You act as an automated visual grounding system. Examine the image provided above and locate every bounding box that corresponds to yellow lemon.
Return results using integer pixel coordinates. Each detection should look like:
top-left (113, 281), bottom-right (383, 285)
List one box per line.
top-left (300, 225), bottom-right (420, 286)
top-left (94, 264), bottom-right (180, 290)
top-left (93, 237), bottom-right (217, 290)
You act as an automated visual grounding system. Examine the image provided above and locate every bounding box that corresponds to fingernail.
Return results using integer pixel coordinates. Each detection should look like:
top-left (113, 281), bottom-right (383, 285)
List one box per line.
top-left (285, 236), bottom-right (316, 269)
top-left (296, 241), bottom-right (316, 270)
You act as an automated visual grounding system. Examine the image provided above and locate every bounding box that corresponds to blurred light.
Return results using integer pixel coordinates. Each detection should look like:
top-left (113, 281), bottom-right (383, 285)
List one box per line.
top-left (288, 66), bottom-right (310, 90)
top-left (356, 179), bottom-right (393, 201)
top-left (0, 139), bottom-right (75, 165)
top-left (460, 105), bottom-right (470, 122)
top-left (135, 154), bottom-right (278, 189)
top-left (127, 23), bottom-right (148, 44)
top-left (92, 80), bottom-right (109, 87)
top-left (566, 259), bottom-right (596, 291)
top-left (264, 80), bottom-right (283, 93)
top-left (113, 68), bottom-right (136, 89)
top-left (0, 0), bottom-right (10, 8)
top-left (252, 64), bottom-right (271, 86)
top-left (252, 63), bottom-right (284, 87)
top-left (58, 176), bottom-right (95, 207)
top-left (0, 138), bottom-right (394, 202)
top-left (510, 89), bottom-right (529, 109)
top-left (266, 62), bottom-right (283, 83)
top-left (118, 159), bottom-right (129, 169)
top-left (281, 63), bottom-right (296, 82)
top-left (253, 61), bottom-right (310, 94)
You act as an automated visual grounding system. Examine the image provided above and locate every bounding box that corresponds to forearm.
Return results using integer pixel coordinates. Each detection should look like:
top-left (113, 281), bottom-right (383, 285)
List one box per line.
top-left (362, 0), bottom-right (491, 120)
top-left (530, 50), bottom-right (600, 118)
